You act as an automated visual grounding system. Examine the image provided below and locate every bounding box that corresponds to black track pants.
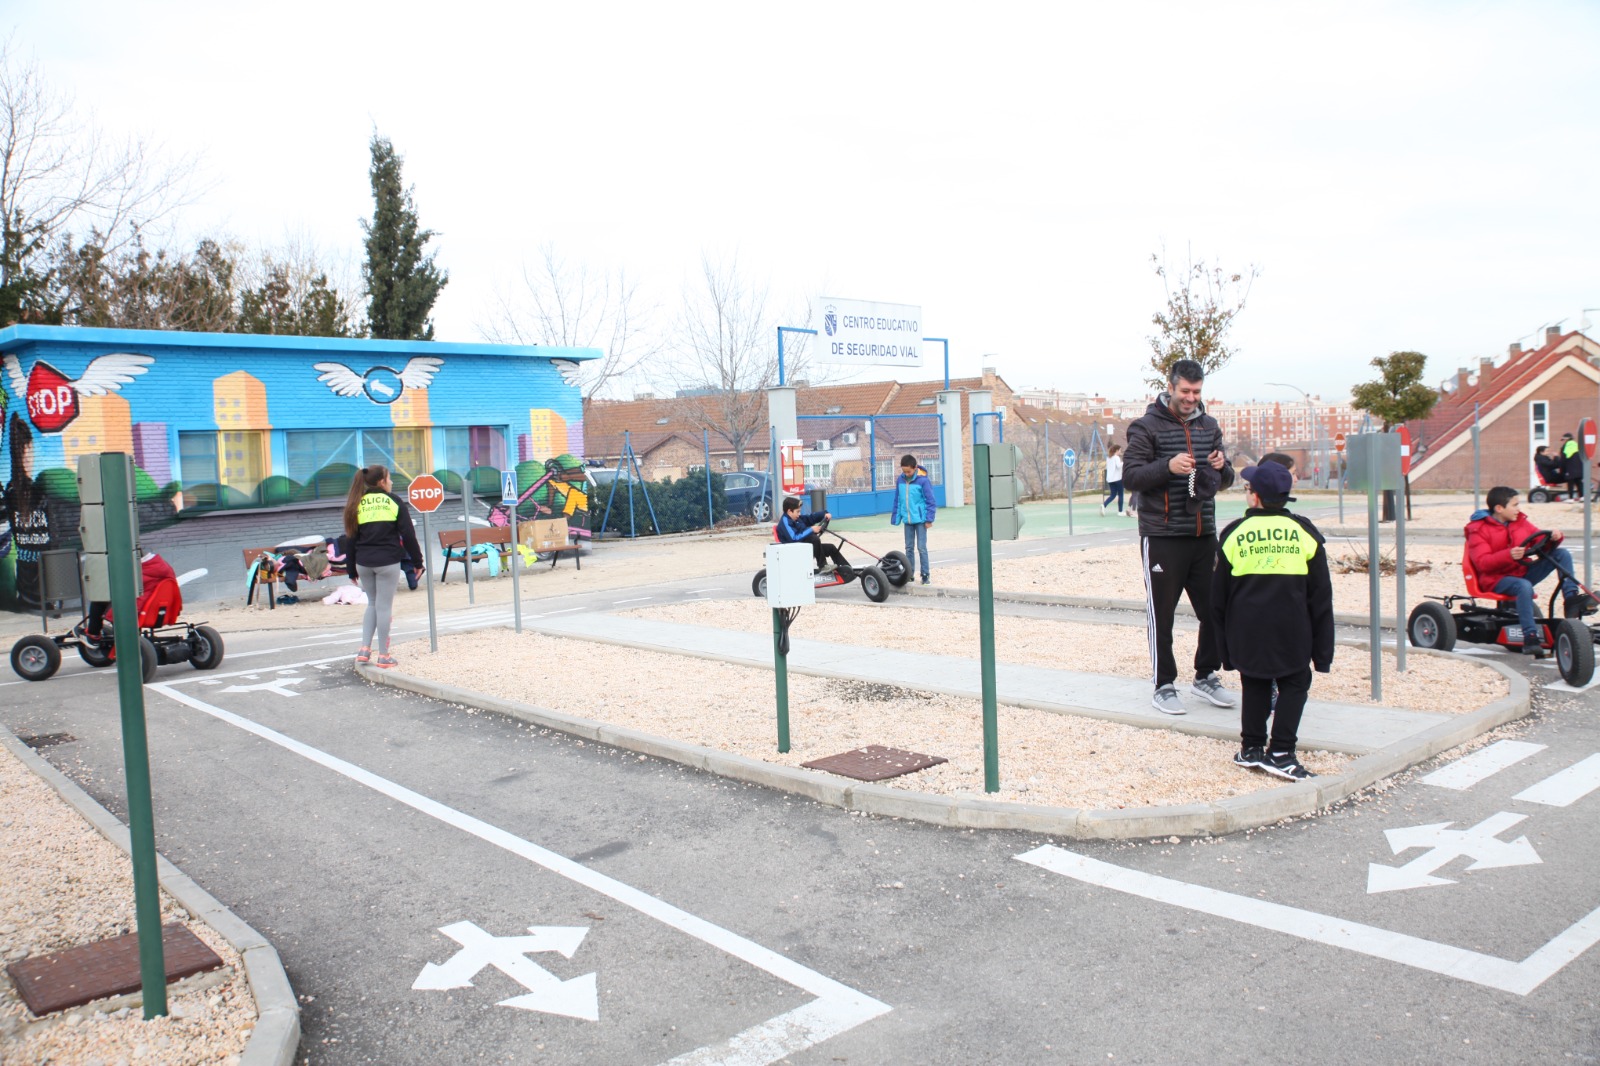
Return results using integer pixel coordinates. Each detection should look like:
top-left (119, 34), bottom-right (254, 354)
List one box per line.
top-left (1141, 534), bottom-right (1221, 689)
top-left (1240, 669), bottom-right (1313, 752)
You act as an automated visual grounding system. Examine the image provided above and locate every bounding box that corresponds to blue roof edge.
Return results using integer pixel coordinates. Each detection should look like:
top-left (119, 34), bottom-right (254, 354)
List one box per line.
top-left (0, 324), bottom-right (601, 361)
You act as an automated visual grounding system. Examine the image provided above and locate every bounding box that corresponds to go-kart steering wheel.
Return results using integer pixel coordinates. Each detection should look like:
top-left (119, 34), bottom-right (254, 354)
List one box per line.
top-left (1519, 530), bottom-right (1559, 560)
top-left (815, 516), bottom-right (831, 535)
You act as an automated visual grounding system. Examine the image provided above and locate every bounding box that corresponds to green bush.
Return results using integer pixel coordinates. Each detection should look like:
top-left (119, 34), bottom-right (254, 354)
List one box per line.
top-left (595, 473), bottom-right (728, 536)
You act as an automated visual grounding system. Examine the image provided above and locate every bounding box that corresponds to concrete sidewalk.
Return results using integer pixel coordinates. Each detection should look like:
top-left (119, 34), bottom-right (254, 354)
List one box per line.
top-left (525, 614), bottom-right (1450, 755)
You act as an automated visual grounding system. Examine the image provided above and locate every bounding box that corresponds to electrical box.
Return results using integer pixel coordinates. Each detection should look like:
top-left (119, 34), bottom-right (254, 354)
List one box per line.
top-left (985, 443), bottom-right (1025, 542)
top-left (764, 543), bottom-right (816, 608)
top-left (77, 453), bottom-right (142, 600)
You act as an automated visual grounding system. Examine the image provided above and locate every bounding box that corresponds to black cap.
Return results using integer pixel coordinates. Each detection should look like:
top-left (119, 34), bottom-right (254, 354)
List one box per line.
top-left (1241, 460), bottom-right (1295, 504)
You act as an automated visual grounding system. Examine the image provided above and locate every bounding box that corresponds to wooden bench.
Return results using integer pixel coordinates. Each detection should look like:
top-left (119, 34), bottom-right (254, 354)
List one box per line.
top-left (243, 544), bottom-right (347, 609)
top-left (438, 527), bottom-right (515, 583)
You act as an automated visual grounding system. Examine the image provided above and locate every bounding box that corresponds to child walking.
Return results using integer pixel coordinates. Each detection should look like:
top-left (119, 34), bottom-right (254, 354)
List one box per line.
top-left (1101, 443), bottom-right (1124, 516)
top-left (891, 454), bottom-right (937, 585)
top-left (344, 466), bottom-right (424, 669)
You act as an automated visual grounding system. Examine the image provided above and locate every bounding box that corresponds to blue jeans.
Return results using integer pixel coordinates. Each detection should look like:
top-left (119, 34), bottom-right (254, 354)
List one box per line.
top-left (902, 522), bottom-right (930, 579)
top-left (1103, 480), bottom-right (1124, 512)
top-left (1494, 547), bottom-right (1580, 639)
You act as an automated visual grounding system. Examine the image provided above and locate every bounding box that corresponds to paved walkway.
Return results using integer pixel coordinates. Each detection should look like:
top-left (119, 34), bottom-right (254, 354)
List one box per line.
top-left (527, 613), bottom-right (1449, 755)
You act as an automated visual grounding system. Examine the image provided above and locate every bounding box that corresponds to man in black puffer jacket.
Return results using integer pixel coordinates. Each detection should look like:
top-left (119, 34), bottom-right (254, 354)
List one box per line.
top-left (1123, 359), bottom-right (1237, 715)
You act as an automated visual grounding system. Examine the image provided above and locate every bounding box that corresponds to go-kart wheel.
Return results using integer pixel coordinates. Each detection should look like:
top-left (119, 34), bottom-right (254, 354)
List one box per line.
top-left (188, 625), bottom-right (225, 670)
top-left (1554, 619), bottom-right (1595, 687)
top-left (881, 550), bottom-right (911, 588)
top-left (1520, 530), bottom-right (1559, 560)
top-left (859, 564), bottom-right (890, 603)
top-left (139, 636), bottom-right (158, 684)
top-left (751, 498), bottom-right (772, 522)
top-left (78, 637), bottom-right (114, 668)
top-left (1529, 488), bottom-right (1551, 504)
top-left (11, 635), bottom-right (61, 681)
top-left (752, 569), bottom-right (768, 599)
top-left (1407, 602), bottom-right (1457, 652)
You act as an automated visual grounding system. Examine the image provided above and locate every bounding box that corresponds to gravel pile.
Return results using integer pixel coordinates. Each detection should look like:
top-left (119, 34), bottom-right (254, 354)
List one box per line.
top-left (0, 742), bottom-right (256, 1065)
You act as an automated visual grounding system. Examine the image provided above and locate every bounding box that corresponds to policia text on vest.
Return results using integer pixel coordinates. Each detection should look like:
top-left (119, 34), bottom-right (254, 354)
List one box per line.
top-left (1221, 515), bottom-right (1314, 575)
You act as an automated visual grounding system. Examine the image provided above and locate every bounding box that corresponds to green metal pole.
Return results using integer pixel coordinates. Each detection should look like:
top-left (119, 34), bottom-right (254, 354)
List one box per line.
top-left (1366, 444), bottom-right (1382, 703)
top-left (772, 608), bottom-right (790, 753)
top-left (102, 453), bottom-right (167, 1019)
top-left (974, 444), bottom-right (1000, 793)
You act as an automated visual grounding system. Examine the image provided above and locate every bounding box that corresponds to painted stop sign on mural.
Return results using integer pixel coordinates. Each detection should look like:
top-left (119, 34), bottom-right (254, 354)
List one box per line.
top-left (26, 361), bottom-right (80, 433)
top-left (408, 473), bottom-right (446, 513)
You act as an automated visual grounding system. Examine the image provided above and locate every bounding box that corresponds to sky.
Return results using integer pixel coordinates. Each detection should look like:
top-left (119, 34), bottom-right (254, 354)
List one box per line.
top-left (9, 1), bottom-right (1600, 405)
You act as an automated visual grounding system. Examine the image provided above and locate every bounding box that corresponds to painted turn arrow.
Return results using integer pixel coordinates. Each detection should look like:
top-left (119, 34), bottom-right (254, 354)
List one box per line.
top-left (414, 920), bottom-right (597, 1020)
top-left (1367, 811), bottom-right (1541, 894)
top-left (220, 676), bottom-right (306, 698)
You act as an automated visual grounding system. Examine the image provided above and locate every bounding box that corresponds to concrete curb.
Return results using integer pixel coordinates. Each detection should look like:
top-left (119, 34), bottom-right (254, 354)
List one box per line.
top-left (928, 584), bottom-right (1394, 630)
top-left (0, 728), bottom-right (300, 1066)
top-left (359, 644), bottom-right (1532, 840)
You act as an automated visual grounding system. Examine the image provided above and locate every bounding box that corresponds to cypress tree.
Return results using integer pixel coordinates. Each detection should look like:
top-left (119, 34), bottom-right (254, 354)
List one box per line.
top-left (361, 134), bottom-right (447, 340)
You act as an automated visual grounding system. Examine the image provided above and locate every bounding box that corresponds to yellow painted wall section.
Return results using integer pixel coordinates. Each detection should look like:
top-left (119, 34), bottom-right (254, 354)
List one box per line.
top-left (62, 395), bottom-right (133, 471)
top-left (528, 409), bottom-right (568, 457)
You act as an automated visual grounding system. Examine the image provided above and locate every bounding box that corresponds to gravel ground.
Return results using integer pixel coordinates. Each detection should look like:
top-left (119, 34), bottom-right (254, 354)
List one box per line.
top-left (391, 630), bottom-right (1356, 810)
top-left (0, 742), bottom-right (256, 1065)
top-left (622, 599), bottom-right (1508, 713)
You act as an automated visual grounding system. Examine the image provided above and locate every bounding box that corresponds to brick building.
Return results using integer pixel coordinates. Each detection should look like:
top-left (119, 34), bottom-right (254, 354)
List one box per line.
top-left (1406, 327), bottom-right (1600, 492)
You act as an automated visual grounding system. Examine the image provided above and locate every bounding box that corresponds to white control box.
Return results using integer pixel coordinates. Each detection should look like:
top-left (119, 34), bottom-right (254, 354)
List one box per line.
top-left (764, 543), bottom-right (816, 608)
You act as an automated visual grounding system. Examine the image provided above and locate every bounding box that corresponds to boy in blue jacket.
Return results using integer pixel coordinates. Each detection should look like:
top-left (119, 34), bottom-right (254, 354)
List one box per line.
top-left (778, 496), bottom-right (849, 574)
top-left (892, 454), bottom-right (937, 584)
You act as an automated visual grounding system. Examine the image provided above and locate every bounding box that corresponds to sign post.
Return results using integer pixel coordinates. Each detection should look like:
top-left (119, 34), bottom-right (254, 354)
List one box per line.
top-left (1396, 431), bottom-right (1411, 674)
top-left (502, 470), bottom-right (522, 634)
top-left (1582, 418), bottom-right (1597, 589)
top-left (408, 474), bottom-right (445, 653)
top-left (462, 471), bottom-right (475, 606)
top-left (1348, 433), bottom-right (1402, 700)
top-left (1335, 433), bottom-right (1346, 524)
top-left (1063, 448), bottom-right (1077, 535)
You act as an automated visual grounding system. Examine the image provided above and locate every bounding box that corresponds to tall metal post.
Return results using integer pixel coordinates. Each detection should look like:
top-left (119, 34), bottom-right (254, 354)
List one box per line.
top-left (1366, 442), bottom-right (1382, 702)
top-left (974, 444), bottom-right (1000, 793)
top-left (773, 610), bottom-right (790, 753)
top-left (509, 503), bottom-right (522, 634)
top-left (1585, 450), bottom-right (1594, 591)
top-left (420, 511), bottom-right (438, 652)
top-left (101, 454), bottom-right (167, 1018)
top-left (704, 430), bottom-right (714, 530)
top-left (1395, 483), bottom-right (1407, 673)
top-left (462, 471), bottom-right (475, 605)
top-left (1472, 403), bottom-right (1482, 512)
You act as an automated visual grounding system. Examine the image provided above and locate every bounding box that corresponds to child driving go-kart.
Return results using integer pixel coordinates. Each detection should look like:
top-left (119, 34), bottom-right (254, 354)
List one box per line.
top-left (777, 496), bottom-right (850, 576)
top-left (1467, 486), bottom-right (1598, 654)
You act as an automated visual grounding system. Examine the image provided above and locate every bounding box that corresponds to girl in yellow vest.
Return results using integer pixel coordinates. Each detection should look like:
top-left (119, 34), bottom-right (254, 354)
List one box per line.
top-left (343, 465), bottom-right (425, 668)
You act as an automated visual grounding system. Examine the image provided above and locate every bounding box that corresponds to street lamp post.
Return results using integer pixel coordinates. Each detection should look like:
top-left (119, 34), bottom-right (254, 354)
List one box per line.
top-left (1266, 382), bottom-right (1325, 487)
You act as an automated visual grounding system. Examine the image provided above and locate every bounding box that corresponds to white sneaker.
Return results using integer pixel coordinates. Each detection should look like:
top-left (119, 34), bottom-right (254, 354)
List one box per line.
top-left (1152, 685), bottom-right (1185, 715)
top-left (1190, 673), bottom-right (1237, 708)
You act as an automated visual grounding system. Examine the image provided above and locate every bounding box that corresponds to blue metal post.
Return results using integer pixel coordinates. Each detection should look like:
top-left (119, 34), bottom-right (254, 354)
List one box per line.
top-left (868, 420), bottom-right (877, 493)
top-left (704, 430), bottom-right (713, 530)
top-left (923, 337), bottom-right (950, 390)
top-left (776, 326), bottom-right (817, 388)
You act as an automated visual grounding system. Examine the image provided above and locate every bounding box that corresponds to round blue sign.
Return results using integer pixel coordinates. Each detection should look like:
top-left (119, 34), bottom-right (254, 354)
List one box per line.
top-left (1063, 448), bottom-right (1077, 468)
top-left (362, 366), bottom-right (406, 404)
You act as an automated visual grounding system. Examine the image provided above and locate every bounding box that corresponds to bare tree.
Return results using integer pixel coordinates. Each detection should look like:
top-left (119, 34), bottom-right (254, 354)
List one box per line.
top-left (1145, 246), bottom-right (1260, 392)
top-left (480, 243), bottom-right (655, 399)
top-left (666, 254), bottom-right (786, 471)
top-left (0, 37), bottom-right (200, 320)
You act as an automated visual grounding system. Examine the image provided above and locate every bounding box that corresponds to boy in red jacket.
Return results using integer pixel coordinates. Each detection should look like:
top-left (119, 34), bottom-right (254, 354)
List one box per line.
top-left (1466, 486), bottom-right (1597, 655)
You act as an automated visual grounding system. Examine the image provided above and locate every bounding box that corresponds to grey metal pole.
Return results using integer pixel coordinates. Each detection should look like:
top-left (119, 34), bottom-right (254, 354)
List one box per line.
top-left (1395, 477), bottom-right (1407, 673)
top-left (509, 503), bottom-right (522, 634)
top-left (421, 510), bottom-right (438, 653)
top-left (1367, 442), bottom-right (1382, 702)
top-left (1472, 403), bottom-right (1481, 512)
top-left (463, 471), bottom-right (475, 605)
top-left (1585, 451), bottom-right (1593, 591)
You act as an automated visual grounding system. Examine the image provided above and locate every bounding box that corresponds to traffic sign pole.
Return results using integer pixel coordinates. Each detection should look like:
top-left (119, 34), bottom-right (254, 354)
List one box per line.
top-left (1063, 448), bottom-right (1077, 535)
top-left (407, 474), bottom-right (446, 653)
top-left (503, 470), bottom-right (522, 634)
top-left (421, 511), bottom-right (438, 652)
top-left (463, 471), bottom-right (475, 606)
top-left (1336, 434), bottom-right (1346, 524)
top-left (1581, 418), bottom-right (1596, 589)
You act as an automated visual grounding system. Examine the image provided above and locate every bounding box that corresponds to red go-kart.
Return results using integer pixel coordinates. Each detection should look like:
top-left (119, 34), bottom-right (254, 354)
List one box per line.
top-left (1407, 530), bottom-right (1597, 687)
top-left (10, 576), bottom-right (225, 684)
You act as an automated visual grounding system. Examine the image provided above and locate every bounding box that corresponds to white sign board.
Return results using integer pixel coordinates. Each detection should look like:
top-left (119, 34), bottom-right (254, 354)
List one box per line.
top-left (815, 297), bottom-right (923, 368)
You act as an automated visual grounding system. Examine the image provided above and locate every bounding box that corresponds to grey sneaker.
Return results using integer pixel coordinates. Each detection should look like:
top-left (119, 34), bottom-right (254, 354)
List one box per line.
top-left (1152, 685), bottom-right (1186, 715)
top-left (1190, 673), bottom-right (1237, 708)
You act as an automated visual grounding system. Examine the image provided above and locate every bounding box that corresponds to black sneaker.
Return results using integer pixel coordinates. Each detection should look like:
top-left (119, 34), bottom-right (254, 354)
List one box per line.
top-left (1519, 643), bottom-right (1550, 658)
top-left (1233, 746), bottom-right (1267, 770)
top-left (1262, 751), bottom-right (1316, 780)
top-left (1564, 593), bottom-right (1598, 618)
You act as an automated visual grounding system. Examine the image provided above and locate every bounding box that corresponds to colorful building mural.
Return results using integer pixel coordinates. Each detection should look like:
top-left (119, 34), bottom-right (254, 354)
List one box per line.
top-left (0, 326), bottom-right (597, 612)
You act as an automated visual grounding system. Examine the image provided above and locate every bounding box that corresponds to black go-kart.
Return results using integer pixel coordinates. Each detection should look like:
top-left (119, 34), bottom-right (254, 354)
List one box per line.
top-left (751, 518), bottom-right (908, 604)
top-left (10, 599), bottom-right (225, 684)
top-left (1407, 530), bottom-right (1598, 687)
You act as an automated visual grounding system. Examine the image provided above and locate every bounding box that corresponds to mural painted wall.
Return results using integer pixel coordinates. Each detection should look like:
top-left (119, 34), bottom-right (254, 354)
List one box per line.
top-left (0, 326), bottom-right (597, 611)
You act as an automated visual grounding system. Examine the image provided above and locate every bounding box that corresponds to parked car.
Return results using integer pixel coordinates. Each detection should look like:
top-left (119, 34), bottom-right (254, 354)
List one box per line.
top-left (723, 471), bottom-right (775, 521)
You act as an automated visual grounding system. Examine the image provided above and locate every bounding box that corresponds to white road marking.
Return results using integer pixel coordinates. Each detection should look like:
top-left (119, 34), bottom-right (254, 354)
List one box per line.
top-left (1514, 754), bottom-right (1600, 808)
top-left (542, 607), bottom-right (585, 615)
top-left (1421, 740), bottom-right (1547, 790)
top-left (414, 921), bottom-right (597, 1021)
top-left (149, 669), bottom-right (890, 1064)
top-left (1367, 812), bottom-right (1540, 894)
top-left (683, 588), bottom-right (722, 594)
top-left (613, 597), bottom-right (655, 605)
top-left (1016, 844), bottom-right (1600, 996)
top-left (1545, 676), bottom-right (1600, 693)
top-left (220, 676), bottom-right (307, 698)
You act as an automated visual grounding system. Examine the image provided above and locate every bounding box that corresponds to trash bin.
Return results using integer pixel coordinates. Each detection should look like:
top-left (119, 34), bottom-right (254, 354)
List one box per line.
top-left (808, 488), bottom-right (827, 513)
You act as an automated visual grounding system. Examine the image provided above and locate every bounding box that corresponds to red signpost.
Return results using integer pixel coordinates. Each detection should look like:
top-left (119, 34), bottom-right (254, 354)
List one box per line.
top-left (407, 474), bottom-right (444, 651)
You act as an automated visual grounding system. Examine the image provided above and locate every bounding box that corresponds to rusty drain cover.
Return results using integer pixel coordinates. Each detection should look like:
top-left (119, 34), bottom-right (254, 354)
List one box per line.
top-left (801, 745), bottom-right (948, 782)
top-left (6, 923), bottom-right (223, 1017)
top-left (18, 732), bottom-right (76, 749)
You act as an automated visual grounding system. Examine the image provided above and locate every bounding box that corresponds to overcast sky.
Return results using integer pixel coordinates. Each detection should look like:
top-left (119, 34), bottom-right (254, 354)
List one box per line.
top-left (11, 1), bottom-right (1600, 405)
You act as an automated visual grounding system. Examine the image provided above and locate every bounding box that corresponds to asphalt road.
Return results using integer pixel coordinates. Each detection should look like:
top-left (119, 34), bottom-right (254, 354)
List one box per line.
top-left (4, 552), bottom-right (1599, 1065)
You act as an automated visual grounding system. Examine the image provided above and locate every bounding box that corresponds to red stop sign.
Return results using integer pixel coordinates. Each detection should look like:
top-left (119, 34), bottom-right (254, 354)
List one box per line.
top-left (26, 360), bottom-right (80, 433)
top-left (408, 473), bottom-right (445, 513)
top-left (1581, 418), bottom-right (1597, 461)
top-left (1397, 424), bottom-right (1412, 476)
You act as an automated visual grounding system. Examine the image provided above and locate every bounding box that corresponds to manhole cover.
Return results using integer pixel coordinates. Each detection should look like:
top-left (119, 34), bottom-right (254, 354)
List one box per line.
top-left (6, 923), bottom-right (224, 1017)
top-left (801, 745), bottom-right (948, 782)
top-left (18, 732), bottom-right (76, 750)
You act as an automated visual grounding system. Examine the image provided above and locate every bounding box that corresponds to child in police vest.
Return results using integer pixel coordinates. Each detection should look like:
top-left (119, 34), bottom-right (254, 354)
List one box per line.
top-left (1210, 461), bottom-right (1334, 781)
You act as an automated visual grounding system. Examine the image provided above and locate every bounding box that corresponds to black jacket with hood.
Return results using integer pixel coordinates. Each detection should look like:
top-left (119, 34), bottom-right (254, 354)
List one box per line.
top-left (1121, 393), bottom-right (1235, 538)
